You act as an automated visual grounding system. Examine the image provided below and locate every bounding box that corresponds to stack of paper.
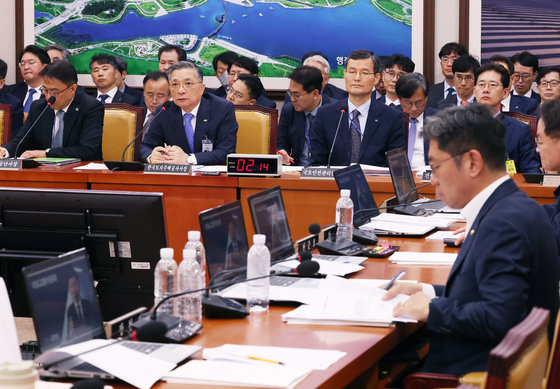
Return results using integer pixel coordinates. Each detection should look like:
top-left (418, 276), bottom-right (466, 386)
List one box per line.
top-left (360, 212), bottom-right (463, 235)
top-left (389, 251), bottom-right (457, 265)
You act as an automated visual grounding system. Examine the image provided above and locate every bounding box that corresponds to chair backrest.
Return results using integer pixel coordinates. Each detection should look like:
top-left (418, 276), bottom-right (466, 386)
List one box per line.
top-left (234, 105), bottom-right (278, 154)
top-left (503, 112), bottom-right (537, 145)
top-left (0, 103), bottom-right (13, 144)
top-left (102, 103), bottom-right (144, 161)
top-left (544, 310), bottom-right (560, 389)
top-left (484, 307), bottom-right (550, 389)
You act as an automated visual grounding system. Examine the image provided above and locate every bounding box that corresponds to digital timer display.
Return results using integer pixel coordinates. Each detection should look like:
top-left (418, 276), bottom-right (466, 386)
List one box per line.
top-left (226, 154), bottom-right (282, 177)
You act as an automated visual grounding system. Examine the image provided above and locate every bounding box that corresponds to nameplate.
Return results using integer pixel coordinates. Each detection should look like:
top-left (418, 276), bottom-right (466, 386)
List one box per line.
top-left (422, 170), bottom-right (432, 181)
top-left (300, 167), bottom-right (335, 179)
top-left (543, 174), bottom-right (560, 187)
top-left (0, 159), bottom-right (23, 170)
top-left (144, 164), bottom-right (191, 175)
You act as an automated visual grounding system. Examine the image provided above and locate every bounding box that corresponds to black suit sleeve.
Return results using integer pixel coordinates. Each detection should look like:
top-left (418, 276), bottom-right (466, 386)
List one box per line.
top-left (276, 104), bottom-right (292, 154)
top-left (194, 102), bottom-right (238, 165)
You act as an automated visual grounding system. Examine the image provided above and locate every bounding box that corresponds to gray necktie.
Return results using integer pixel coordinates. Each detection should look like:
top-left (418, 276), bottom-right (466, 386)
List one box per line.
top-left (51, 110), bottom-right (64, 148)
top-left (142, 112), bottom-right (155, 139)
top-left (350, 109), bottom-right (361, 164)
top-left (408, 118), bottom-right (418, 161)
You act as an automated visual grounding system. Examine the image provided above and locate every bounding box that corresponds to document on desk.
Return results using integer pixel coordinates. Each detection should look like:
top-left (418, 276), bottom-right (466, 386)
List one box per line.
top-left (73, 162), bottom-right (108, 170)
top-left (389, 251), bottom-right (457, 265)
top-left (36, 382), bottom-right (113, 389)
top-left (164, 360), bottom-right (312, 388)
top-left (426, 230), bottom-right (460, 241)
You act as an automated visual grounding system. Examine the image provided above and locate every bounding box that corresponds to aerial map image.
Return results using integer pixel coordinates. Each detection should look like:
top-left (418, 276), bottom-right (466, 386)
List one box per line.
top-left (34, 0), bottom-right (412, 78)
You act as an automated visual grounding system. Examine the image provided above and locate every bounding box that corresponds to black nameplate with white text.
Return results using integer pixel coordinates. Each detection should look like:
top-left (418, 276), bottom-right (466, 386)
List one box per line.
top-left (300, 167), bottom-right (335, 179)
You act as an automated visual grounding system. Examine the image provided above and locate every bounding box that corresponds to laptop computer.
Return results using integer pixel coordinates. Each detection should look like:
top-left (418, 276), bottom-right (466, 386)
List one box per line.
top-left (23, 248), bottom-right (200, 379)
top-left (386, 147), bottom-right (459, 216)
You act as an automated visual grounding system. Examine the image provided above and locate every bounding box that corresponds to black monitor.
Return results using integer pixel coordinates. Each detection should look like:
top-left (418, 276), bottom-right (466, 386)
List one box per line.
top-left (386, 147), bottom-right (419, 204)
top-left (0, 187), bottom-right (167, 320)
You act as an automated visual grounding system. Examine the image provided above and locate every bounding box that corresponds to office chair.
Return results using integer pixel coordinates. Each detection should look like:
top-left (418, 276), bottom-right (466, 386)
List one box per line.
top-left (234, 104), bottom-right (278, 154)
top-left (102, 103), bottom-right (144, 161)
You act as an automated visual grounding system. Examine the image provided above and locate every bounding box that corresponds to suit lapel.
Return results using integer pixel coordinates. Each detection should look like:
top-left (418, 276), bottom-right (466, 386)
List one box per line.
top-left (295, 111), bottom-right (306, 151)
top-left (62, 96), bottom-right (81, 145)
top-left (193, 96), bottom-right (210, 153)
top-left (358, 102), bottom-right (381, 160)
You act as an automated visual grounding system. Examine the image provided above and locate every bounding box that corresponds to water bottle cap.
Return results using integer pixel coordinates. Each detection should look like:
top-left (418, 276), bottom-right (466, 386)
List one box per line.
top-left (188, 230), bottom-right (201, 241)
top-left (253, 234), bottom-right (266, 245)
top-left (182, 248), bottom-right (196, 260)
top-left (160, 247), bottom-right (173, 258)
top-left (340, 189), bottom-right (351, 197)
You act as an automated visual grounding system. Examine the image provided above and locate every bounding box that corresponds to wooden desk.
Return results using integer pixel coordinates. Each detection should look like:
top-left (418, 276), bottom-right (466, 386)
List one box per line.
top-left (0, 164), bottom-right (88, 189)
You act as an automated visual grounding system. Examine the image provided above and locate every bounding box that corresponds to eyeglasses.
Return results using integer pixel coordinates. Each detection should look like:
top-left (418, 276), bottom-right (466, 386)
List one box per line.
top-left (429, 151), bottom-right (467, 173)
top-left (513, 73), bottom-right (534, 81)
top-left (346, 69), bottom-right (375, 78)
top-left (384, 70), bottom-right (406, 80)
top-left (538, 80), bottom-right (560, 88)
top-left (227, 87), bottom-right (246, 100)
top-left (475, 81), bottom-right (502, 90)
top-left (441, 55), bottom-right (459, 63)
top-left (400, 99), bottom-right (426, 109)
top-left (536, 136), bottom-right (559, 148)
top-left (40, 83), bottom-right (74, 97)
top-left (454, 74), bottom-right (474, 83)
top-left (287, 90), bottom-right (312, 101)
top-left (19, 60), bottom-right (38, 68)
top-left (170, 81), bottom-right (202, 90)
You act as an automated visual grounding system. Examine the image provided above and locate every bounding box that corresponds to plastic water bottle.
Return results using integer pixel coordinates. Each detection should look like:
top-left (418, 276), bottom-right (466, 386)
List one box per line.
top-left (184, 231), bottom-right (207, 286)
top-left (177, 249), bottom-right (203, 325)
top-left (335, 189), bottom-right (354, 242)
top-left (154, 247), bottom-right (177, 315)
top-left (246, 234), bottom-right (270, 312)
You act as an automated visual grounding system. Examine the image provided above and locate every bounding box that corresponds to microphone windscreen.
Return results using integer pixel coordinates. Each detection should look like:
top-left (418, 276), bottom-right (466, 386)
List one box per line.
top-left (135, 320), bottom-right (167, 342)
top-left (341, 104), bottom-right (348, 112)
top-left (71, 378), bottom-right (105, 389)
top-left (47, 96), bottom-right (56, 105)
top-left (161, 100), bottom-right (171, 110)
top-left (295, 260), bottom-right (320, 276)
top-left (299, 251), bottom-right (312, 261)
top-left (309, 223), bottom-right (321, 235)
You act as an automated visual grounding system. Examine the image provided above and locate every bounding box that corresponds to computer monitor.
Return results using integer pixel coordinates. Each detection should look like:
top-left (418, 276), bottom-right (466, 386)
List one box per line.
top-left (386, 147), bottom-right (420, 204)
top-left (0, 187), bottom-right (167, 319)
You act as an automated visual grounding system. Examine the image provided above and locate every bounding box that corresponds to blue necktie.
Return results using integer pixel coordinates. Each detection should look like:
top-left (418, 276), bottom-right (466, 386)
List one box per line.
top-left (23, 89), bottom-right (36, 114)
top-left (408, 118), bottom-right (418, 161)
top-left (99, 94), bottom-right (109, 103)
top-left (52, 110), bottom-right (64, 148)
top-left (446, 87), bottom-right (456, 99)
top-left (184, 113), bottom-right (194, 153)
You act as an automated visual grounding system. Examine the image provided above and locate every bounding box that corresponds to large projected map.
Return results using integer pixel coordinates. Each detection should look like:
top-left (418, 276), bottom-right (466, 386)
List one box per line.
top-left (34, 0), bottom-right (411, 78)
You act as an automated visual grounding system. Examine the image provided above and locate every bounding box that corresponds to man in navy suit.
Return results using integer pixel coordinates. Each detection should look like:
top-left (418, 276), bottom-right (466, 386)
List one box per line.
top-left (310, 49), bottom-right (404, 167)
top-left (66, 272), bottom-right (100, 339)
top-left (385, 104), bottom-right (558, 375)
top-left (206, 51), bottom-right (238, 98)
top-left (226, 74), bottom-right (264, 106)
top-left (376, 54), bottom-right (415, 111)
top-left (395, 72), bottom-right (436, 170)
top-left (511, 51), bottom-right (541, 102)
top-left (438, 54), bottom-right (479, 109)
top-left (0, 60), bottom-right (103, 160)
top-left (114, 56), bottom-right (143, 106)
top-left (277, 66), bottom-right (332, 166)
top-left (227, 56), bottom-right (276, 109)
top-left (89, 54), bottom-right (137, 105)
top-left (0, 59), bottom-right (23, 139)
top-left (426, 42), bottom-right (467, 109)
top-left (474, 63), bottom-right (540, 173)
top-left (140, 61), bottom-right (238, 165)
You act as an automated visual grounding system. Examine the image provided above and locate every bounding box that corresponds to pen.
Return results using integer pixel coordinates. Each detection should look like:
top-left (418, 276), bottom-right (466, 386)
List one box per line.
top-left (248, 355), bottom-right (285, 365)
top-left (383, 270), bottom-right (405, 290)
top-left (276, 149), bottom-right (294, 164)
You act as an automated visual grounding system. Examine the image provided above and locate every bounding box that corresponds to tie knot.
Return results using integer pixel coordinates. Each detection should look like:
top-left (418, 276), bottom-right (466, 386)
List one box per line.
top-left (57, 110), bottom-right (65, 118)
top-left (352, 109), bottom-right (359, 121)
top-left (461, 100), bottom-right (469, 106)
top-left (29, 89), bottom-right (36, 96)
top-left (184, 112), bottom-right (194, 122)
top-left (409, 117), bottom-right (418, 124)
top-left (99, 94), bottom-right (109, 103)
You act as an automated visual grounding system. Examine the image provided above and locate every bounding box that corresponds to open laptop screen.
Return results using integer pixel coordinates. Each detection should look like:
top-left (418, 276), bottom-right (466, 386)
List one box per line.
top-left (22, 248), bottom-right (105, 352)
top-left (247, 186), bottom-right (294, 261)
top-left (199, 201), bottom-right (249, 280)
top-left (334, 165), bottom-right (380, 227)
top-left (386, 148), bottom-right (420, 204)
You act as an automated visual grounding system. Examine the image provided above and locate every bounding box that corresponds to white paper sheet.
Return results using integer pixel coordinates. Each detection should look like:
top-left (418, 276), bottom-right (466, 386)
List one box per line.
top-left (389, 251), bottom-right (457, 265)
top-left (280, 259), bottom-right (363, 276)
top-left (425, 230), bottom-right (461, 241)
top-left (73, 163), bottom-right (108, 170)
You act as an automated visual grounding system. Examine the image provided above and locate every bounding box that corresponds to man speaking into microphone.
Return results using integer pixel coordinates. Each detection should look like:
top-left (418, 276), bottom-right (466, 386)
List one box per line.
top-left (0, 60), bottom-right (104, 160)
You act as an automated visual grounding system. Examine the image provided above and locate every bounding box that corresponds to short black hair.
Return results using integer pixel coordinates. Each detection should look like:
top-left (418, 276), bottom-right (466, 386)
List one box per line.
top-left (395, 72), bottom-right (428, 99)
top-left (44, 43), bottom-right (70, 60)
top-left (540, 100), bottom-right (560, 138)
top-left (157, 45), bottom-right (187, 61)
top-left (346, 49), bottom-right (379, 73)
top-left (377, 56), bottom-right (391, 73)
top-left (89, 54), bottom-right (118, 70)
top-left (438, 42), bottom-right (467, 59)
top-left (385, 54), bottom-right (415, 73)
top-left (212, 51), bottom-right (238, 72)
top-left (113, 56), bottom-right (128, 73)
top-left (302, 51), bottom-right (328, 64)
top-left (143, 71), bottom-right (168, 87)
top-left (230, 56), bottom-right (259, 75)
top-left (423, 104), bottom-right (506, 171)
top-left (475, 62), bottom-right (510, 89)
top-left (18, 45), bottom-right (50, 65)
top-left (488, 55), bottom-right (514, 75)
top-left (511, 51), bottom-right (539, 72)
top-left (289, 65), bottom-right (323, 94)
top-left (452, 54), bottom-right (480, 74)
top-left (236, 74), bottom-right (264, 100)
top-left (0, 59), bottom-right (7, 79)
top-left (536, 67), bottom-right (560, 84)
top-left (40, 60), bottom-right (78, 86)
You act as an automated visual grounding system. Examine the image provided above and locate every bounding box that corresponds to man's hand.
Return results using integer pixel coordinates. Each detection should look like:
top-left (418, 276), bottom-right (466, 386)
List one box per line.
top-left (164, 145), bottom-right (189, 164)
top-left (277, 149), bottom-right (293, 165)
top-left (382, 282), bottom-right (423, 300)
top-left (0, 147), bottom-right (7, 159)
top-left (149, 145), bottom-right (172, 164)
top-left (453, 225), bottom-right (466, 246)
top-left (393, 292), bottom-right (431, 322)
top-left (20, 150), bottom-right (47, 159)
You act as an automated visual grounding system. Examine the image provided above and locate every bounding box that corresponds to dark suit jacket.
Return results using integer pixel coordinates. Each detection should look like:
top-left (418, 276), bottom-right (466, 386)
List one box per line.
top-left (501, 114), bottom-right (541, 173)
top-left (542, 186), bottom-right (560, 278)
top-left (66, 298), bottom-right (99, 337)
top-left (3, 82), bottom-right (29, 103)
top-left (4, 90), bottom-right (104, 160)
top-left (418, 106), bottom-right (438, 165)
top-left (0, 90), bottom-right (24, 139)
top-left (509, 94), bottom-right (539, 116)
top-left (436, 94), bottom-right (475, 109)
top-left (423, 179), bottom-right (559, 375)
top-left (122, 84), bottom-right (143, 106)
top-left (139, 93), bottom-right (238, 165)
top-left (284, 83), bottom-right (347, 104)
top-left (276, 94), bottom-right (332, 165)
top-left (310, 98), bottom-right (405, 166)
top-left (512, 90), bottom-right (541, 103)
top-left (376, 95), bottom-right (403, 112)
top-left (206, 85), bottom-right (227, 98)
top-left (427, 81), bottom-right (446, 108)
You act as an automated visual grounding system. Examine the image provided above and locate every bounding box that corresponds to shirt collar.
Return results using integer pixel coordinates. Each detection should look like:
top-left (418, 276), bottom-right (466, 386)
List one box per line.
top-left (444, 80), bottom-right (455, 93)
top-left (181, 101), bottom-right (201, 118)
top-left (461, 175), bottom-right (510, 236)
top-left (501, 93), bottom-right (511, 111)
top-left (98, 87), bottom-right (118, 99)
top-left (512, 89), bottom-right (533, 98)
top-left (385, 95), bottom-right (400, 106)
top-left (305, 96), bottom-right (322, 116)
top-left (348, 98), bottom-right (371, 117)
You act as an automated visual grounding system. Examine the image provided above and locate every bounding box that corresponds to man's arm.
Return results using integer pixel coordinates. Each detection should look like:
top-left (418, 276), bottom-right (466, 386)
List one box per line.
top-left (276, 105), bottom-right (294, 164)
top-left (516, 123), bottom-right (541, 174)
top-left (309, 106), bottom-right (330, 166)
top-left (193, 102), bottom-right (238, 165)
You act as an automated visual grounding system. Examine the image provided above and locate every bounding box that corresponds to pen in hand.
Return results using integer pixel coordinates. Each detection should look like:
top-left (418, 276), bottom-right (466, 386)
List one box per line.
top-left (383, 270), bottom-right (406, 290)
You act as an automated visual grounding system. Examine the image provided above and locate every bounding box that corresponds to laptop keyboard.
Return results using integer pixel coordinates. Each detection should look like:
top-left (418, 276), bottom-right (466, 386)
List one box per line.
top-left (419, 200), bottom-right (445, 210)
top-left (270, 276), bottom-right (299, 286)
top-left (121, 340), bottom-right (163, 354)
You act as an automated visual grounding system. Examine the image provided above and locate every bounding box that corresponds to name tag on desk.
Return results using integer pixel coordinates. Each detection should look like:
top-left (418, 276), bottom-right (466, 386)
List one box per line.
top-left (543, 175), bottom-right (560, 187)
top-left (144, 163), bottom-right (191, 175)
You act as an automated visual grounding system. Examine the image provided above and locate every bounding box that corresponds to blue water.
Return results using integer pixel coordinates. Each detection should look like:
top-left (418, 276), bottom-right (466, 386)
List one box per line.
top-left (44, 0), bottom-right (410, 69)
top-left (35, 11), bottom-right (52, 19)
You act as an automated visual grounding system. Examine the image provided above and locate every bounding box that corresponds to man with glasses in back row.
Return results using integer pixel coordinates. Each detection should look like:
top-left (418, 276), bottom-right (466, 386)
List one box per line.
top-left (511, 51), bottom-right (541, 102)
top-left (376, 54), bottom-right (415, 110)
top-left (537, 68), bottom-right (560, 106)
top-left (0, 60), bottom-right (104, 160)
top-left (438, 54), bottom-right (479, 109)
top-left (427, 42), bottom-right (468, 109)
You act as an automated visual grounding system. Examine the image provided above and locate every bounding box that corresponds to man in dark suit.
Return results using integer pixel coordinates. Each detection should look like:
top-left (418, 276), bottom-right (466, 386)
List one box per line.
top-left (511, 51), bottom-right (541, 102)
top-left (385, 104), bottom-right (558, 375)
top-left (474, 63), bottom-right (540, 173)
top-left (426, 42), bottom-right (467, 109)
top-left (395, 72), bottom-right (436, 169)
top-left (376, 54), bottom-right (415, 111)
top-left (226, 74), bottom-right (264, 106)
top-left (227, 56), bottom-right (276, 109)
top-left (438, 54), bottom-right (479, 109)
top-left (66, 272), bottom-right (99, 339)
top-left (114, 56), bottom-right (143, 106)
top-left (141, 71), bottom-right (170, 138)
top-left (89, 54), bottom-right (137, 105)
top-left (310, 50), bottom-right (404, 167)
top-left (140, 61), bottom-right (238, 165)
top-left (206, 51), bottom-right (238, 97)
top-left (0, 59), bottom-right (24, 139)
top-left (158, 44), bottom-right (186, 73)
top-left (0, 60), bottom-right (103, 160)
top-left (277, 66), bottom-right (332, 166)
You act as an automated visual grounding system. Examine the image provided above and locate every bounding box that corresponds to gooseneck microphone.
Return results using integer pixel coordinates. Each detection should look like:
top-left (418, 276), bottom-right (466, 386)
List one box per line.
top-left (14, 96), bottom-right (56, 158)
top-left (327, 104), bottom-right (348, 169)
top-left (120, 101), bottom-right (171, 162)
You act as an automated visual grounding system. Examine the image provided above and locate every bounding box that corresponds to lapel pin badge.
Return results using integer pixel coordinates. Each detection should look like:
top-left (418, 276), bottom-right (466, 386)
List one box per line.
top-left (203, 119), bottom-right (208, 122)
top-left (470, 229), bottom-right (475, 236)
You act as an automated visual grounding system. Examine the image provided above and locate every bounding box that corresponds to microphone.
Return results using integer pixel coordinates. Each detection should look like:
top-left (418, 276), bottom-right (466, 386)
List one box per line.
top-left (327, 104), bottom-right (348, 169)
top-left (309, 223), bottom-right (335, 235)
top-left (14, 96), bottom-right (56, 158)
top-left (120, 101), bottom-right (171, 162)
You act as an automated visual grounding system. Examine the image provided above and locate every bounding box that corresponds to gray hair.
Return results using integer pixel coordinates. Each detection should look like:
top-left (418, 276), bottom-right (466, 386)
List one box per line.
top-left (167, 60), bottom-right (203, 82)
top-left (303, 55), bottom-right (330, 74)
top-left (44, 43), bottom-right (70, 60)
